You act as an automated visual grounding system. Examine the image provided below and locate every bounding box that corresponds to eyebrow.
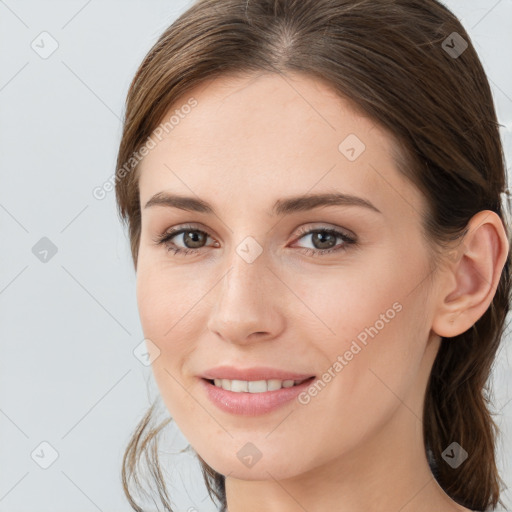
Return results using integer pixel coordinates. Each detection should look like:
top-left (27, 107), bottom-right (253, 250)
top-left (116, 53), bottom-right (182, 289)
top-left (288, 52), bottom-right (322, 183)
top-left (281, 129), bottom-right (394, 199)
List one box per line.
top-left (143, 191), bottom-right (382, 215)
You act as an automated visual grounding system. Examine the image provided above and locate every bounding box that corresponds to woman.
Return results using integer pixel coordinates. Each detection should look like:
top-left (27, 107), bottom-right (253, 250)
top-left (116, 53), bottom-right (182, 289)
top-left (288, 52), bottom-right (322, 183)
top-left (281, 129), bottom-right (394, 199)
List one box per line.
top-left (114, 0), bottom-right (511, 511)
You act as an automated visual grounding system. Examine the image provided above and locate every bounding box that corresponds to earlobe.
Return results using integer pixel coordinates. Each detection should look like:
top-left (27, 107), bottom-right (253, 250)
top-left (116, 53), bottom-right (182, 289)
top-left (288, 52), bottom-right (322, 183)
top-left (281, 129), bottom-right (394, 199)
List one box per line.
top-left (431, 210), bottom-right (510, 339)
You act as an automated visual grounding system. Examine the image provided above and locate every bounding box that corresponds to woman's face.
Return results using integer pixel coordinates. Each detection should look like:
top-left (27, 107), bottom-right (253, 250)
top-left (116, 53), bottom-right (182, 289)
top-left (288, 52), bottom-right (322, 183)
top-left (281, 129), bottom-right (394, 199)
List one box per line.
top-left (135, 71), bottom-right (442, 480)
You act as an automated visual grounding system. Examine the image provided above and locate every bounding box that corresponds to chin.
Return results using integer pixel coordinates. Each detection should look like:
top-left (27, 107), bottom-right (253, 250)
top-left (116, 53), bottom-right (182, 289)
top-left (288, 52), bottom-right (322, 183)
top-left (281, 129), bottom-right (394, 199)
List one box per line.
top-left (199, 448), bottom-right (310, 481)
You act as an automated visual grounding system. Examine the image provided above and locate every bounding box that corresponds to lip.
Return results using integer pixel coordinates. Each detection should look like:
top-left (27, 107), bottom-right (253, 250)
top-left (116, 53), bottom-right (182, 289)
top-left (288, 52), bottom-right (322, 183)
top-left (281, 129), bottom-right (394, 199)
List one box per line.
top-left (200, 365), bottom-right (315, 381)
top-left (199, 376), bottom-right (316, 416)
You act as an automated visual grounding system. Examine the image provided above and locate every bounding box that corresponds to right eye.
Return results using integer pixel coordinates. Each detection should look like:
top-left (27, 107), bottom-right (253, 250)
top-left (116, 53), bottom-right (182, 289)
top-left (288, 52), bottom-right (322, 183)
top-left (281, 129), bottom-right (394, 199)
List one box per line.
top-left (153, 224), bottom-right (219, 256)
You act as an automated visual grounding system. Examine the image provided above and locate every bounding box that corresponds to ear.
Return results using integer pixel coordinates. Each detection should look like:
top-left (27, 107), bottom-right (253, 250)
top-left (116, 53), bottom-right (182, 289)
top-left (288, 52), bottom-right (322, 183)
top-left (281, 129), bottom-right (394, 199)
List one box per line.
top-left (431, 210), bottom-right (509, 338)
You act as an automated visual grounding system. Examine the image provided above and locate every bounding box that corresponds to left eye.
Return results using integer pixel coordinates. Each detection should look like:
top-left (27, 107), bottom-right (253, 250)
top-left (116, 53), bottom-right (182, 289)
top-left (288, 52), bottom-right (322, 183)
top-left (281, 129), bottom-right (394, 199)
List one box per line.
top-left (291, 227), bottom-right (356, 255)
top-left (154, 225), bottom-right (357, 257)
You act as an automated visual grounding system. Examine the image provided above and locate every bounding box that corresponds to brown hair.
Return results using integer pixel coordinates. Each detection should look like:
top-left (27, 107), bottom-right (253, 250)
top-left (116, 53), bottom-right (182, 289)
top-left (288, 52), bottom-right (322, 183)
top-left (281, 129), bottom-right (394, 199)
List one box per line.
top-left (115, 1), bottom-right (511, 510)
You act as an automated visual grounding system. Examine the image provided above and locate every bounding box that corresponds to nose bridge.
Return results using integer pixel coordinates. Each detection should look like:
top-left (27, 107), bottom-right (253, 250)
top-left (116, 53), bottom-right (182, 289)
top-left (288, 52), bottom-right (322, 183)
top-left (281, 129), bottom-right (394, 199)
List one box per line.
top-left (218, 244), bottom-right (268, 317)
top-left (207, 241), bottom-right (283, 342)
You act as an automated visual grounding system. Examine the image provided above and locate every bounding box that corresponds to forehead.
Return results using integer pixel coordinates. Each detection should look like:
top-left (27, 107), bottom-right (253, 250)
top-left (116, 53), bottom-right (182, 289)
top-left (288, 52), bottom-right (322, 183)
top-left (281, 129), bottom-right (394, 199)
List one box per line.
top-left (137, 72), bottom-right (425, 222)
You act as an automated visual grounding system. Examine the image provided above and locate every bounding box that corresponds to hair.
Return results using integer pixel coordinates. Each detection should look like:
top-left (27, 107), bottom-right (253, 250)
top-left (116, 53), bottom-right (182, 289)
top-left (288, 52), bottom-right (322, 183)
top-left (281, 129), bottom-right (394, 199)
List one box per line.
top-left (114, 0), bottom-right (512, 511)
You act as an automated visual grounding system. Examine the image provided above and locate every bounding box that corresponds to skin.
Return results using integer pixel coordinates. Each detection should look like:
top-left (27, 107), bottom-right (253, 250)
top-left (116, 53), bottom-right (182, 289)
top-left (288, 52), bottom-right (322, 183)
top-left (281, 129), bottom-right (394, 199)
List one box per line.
top-left (135, 71), bottom-right (509, 512)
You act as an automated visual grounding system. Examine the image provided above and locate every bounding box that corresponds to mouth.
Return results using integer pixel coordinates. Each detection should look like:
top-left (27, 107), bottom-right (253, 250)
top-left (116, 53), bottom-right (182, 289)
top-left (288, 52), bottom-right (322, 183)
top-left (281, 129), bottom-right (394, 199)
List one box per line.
top-left (200, 375), bottom-right (317, 415)
top-left (202, 376), bottom-right (316, 393)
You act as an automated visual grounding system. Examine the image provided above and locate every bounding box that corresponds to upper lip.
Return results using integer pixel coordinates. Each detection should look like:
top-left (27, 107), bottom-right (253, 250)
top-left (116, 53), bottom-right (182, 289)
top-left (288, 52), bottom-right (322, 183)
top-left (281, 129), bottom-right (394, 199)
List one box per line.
top-left (200, 366), bottom-right (315, 382)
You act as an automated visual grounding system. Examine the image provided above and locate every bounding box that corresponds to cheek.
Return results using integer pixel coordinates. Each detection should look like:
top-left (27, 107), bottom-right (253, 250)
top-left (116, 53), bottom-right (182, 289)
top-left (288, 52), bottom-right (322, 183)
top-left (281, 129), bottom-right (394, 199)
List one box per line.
top-left (136, 259), bottom-right (208, 339)
top-left (135, 261), bottom-right (212, 412)
top-left (295, 259), bottom-right (427, 398)
top-left (135, 307), bottom-right (186, 422)
top-left (290, 261), bottom-right (404, 345)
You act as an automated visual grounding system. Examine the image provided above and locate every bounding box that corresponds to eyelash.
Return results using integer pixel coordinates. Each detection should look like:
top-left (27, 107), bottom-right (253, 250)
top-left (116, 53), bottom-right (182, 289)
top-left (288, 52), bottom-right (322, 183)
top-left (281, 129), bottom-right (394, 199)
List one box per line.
top-left (153, 223), bottom-right (357, 257)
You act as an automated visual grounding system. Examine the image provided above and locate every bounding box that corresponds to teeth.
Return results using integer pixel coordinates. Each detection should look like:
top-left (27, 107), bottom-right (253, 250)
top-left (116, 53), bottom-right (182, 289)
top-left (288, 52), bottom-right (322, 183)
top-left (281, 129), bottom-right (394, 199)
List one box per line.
top-left (212, 378), bottom-right (308, 393)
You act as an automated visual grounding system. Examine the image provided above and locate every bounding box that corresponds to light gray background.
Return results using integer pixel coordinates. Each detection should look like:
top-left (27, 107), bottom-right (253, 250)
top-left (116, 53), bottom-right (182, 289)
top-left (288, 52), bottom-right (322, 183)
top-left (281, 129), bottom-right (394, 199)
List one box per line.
top-left (0, 1), bottom-right (511, 511)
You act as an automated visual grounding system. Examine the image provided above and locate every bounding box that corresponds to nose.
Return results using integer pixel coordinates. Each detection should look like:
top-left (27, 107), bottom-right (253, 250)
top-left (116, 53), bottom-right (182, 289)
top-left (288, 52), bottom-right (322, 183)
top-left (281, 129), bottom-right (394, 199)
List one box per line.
top-left (206, 247), bottom-right (285, 345)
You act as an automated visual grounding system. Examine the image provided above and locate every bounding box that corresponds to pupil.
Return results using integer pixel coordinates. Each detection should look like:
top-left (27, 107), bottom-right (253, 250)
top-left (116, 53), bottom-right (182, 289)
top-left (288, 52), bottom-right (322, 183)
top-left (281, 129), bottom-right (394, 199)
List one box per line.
top-left (314, 231), bottom-right (335, 249)
top-left (184, 230), bottom-right (205, 248)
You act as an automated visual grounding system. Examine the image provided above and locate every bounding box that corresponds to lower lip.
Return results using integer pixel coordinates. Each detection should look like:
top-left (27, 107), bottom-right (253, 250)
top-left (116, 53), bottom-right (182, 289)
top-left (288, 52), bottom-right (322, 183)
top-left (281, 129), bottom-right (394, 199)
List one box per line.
top-left (199, 377), bottom-right (315, 416)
